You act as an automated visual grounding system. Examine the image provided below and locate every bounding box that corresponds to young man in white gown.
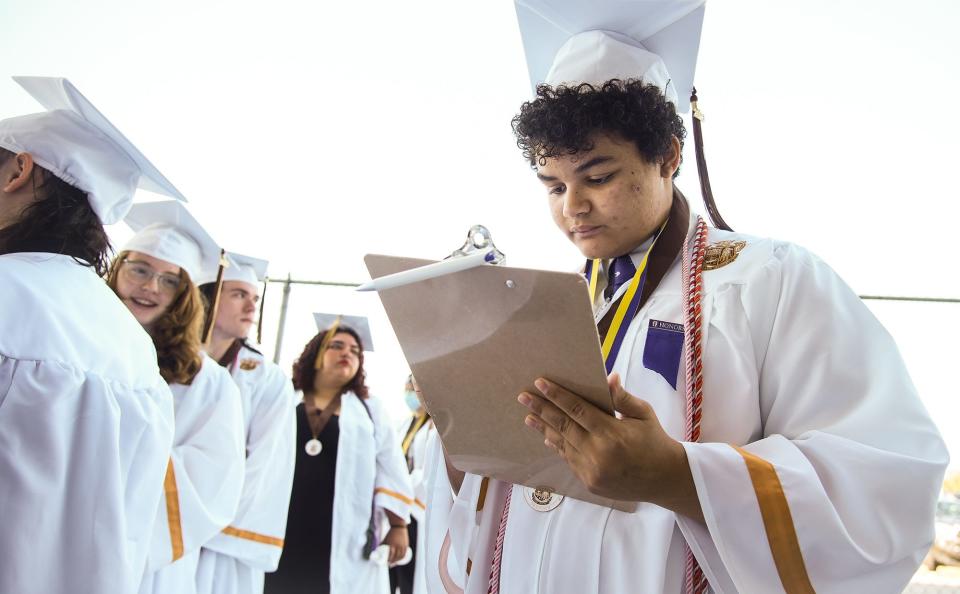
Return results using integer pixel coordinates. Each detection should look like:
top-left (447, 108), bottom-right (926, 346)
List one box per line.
top-left (196, 253), bottom-right (297, 594)
top-left (424, 3), bottom-right (949, 593)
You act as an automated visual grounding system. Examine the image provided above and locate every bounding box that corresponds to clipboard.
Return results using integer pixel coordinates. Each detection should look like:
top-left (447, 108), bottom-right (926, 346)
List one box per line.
top-left (365, 254), bottom-right (637, 512)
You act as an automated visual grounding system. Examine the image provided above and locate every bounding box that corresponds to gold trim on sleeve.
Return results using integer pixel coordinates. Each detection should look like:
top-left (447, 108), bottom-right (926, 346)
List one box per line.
top-left (375, 487), bottom-right (416, 506)
top-left (222, 526), bottom-right (284, 548)
top-left (733, 446), bottom-right (815, 594)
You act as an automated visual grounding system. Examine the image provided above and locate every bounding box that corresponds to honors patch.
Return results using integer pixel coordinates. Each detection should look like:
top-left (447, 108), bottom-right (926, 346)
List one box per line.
top-left (703, 240), bottom-right (747, 270)
top-left (643, 320), bottom-right (684, 389)
top-left (239, 359), bottom-right (260, 371)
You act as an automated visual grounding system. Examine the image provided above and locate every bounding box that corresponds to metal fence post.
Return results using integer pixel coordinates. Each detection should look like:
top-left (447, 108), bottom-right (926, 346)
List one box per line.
top-left (273, 274), bottom-right (292, 364)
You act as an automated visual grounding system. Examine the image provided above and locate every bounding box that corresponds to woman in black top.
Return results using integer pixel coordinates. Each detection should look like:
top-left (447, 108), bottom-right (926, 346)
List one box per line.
top-left (266, 325), bottom-right (411, 594)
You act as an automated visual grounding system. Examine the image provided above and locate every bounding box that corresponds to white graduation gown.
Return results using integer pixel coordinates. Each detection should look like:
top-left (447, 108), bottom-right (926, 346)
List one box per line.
top-left (425, 213), bottom-right (948, 594)
top-left (197, 343), bottom-right (297, 594)
top-left (0, 253), bottom-right (175, 594)
top-left (329, 392), bottom-right (415, 594)
top-left (406, 417), bottom-right (435, 594)
top-left (139, 353), bottom-right (246, 594)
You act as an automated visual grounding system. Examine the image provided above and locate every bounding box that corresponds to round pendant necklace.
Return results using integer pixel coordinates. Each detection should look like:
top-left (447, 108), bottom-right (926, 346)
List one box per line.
top-left (303, 393), bottom-right (342, 457)
top-left (304, 438), bottom-right (322, 456)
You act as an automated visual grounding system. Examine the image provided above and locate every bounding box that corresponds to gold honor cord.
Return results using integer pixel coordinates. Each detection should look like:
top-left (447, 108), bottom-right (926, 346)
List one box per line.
top-left (589, 220), bottom-right (668, 364)
top-left (402, 412), bottom-right (429, 455)
top-left (588, 259), bottom-right (600, 304)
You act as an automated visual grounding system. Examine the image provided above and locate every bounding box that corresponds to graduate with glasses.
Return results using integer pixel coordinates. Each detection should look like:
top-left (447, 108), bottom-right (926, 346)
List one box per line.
top-left (424, 2), bottom-right (949, 593)
top-left (108, 200), bottom-right (246, 594)
top-left (0, 77), bottom-right (177, 594)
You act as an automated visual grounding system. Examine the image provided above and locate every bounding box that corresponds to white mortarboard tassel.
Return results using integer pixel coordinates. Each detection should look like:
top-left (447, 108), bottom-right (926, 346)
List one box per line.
top-left (513, 0), bottom-right (732, 230)
top-left (0, 77), bottom-right (185, 225)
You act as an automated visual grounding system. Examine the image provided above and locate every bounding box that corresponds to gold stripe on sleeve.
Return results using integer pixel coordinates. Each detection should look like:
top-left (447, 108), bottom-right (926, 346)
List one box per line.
top-left (733, 446), bottom-right (815, 594)
top-left (375, 487), bottom-right (416, 506)
top-left (222, 526), bottom-right (285, 548)
top-left (163, 459), bottom-right (185, 562)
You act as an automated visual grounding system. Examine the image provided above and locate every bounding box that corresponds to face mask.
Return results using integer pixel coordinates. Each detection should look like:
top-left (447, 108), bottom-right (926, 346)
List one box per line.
top-left (404, 390), bottom-right (421, 412)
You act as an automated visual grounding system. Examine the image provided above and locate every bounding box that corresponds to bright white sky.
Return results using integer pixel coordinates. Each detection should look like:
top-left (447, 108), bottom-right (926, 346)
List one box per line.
top-left (2, 1), bottom-right (958, 461)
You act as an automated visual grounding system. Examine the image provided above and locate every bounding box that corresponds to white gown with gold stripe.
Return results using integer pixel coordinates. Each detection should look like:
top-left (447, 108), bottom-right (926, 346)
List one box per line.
top-left (196, 343), bottom-right (297, 594)
top-left (329, 392), bottom-right (415, 594)
top-left (425, 212), bottom-right (948, 594)
top-left (138, 353), bottom-right (246, 594)
top-left (0, 253), bottom-right (175, 594)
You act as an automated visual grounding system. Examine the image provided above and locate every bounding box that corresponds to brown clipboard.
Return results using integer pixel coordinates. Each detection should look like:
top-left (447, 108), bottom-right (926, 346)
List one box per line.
top-left (364, 254), bottom-right (637, 512)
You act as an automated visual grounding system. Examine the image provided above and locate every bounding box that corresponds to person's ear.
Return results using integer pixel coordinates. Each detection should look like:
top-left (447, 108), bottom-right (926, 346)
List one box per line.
top-left (2, 152), bottom-right (35, 194)
top-left (660, 136), bottom-right (681, 179)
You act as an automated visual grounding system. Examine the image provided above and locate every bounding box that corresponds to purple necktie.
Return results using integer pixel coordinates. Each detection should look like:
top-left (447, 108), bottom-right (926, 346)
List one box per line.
top-left (604, 254), bottom-right (636, 300)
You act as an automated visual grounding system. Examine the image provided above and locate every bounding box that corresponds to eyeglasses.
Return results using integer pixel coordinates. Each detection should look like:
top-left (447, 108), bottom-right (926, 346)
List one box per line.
top-left (326, 339), bottom-right (361, 357)
top-left (119, 259), bottom-right (182, 295)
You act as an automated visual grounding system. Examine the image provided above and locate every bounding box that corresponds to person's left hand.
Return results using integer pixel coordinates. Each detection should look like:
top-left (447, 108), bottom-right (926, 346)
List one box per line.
top-left (382, 524), bottom-right (409, 564)
top-left (519, 374), bottom-right (699, 518)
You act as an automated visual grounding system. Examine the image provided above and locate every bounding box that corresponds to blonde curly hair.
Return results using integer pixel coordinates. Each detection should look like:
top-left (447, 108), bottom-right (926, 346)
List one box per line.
top-left (107, 251), bottom-right (204, 385)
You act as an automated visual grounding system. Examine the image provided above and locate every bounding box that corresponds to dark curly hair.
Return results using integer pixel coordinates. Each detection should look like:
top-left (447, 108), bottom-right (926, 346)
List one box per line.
top-left (511, 79), bottom-right (685, 178)
top-left (0, 148), bottom-right (112, 275)
top-left (292, 326), bottom-right (369, 399)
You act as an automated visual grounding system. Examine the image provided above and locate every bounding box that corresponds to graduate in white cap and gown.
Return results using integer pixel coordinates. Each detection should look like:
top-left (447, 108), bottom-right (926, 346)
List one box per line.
top-left (0, 77), bottom-right (177, 594)
top-left (424, 2), bottom-right (949, 593)
top-left (195, 253), bottom-right (297, 594)
top-left (390, 374), bottom-right (435, 594)
top-left (265, 315), bottom-right (414, 594)
top-left (107, 200), bottom-right (246, 594)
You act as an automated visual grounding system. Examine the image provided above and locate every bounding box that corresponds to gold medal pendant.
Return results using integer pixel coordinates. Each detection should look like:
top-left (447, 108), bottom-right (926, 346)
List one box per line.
top-left (305, 438), bottom-right (323, 456)
top-left (523, 486), bottom-right (563, 512)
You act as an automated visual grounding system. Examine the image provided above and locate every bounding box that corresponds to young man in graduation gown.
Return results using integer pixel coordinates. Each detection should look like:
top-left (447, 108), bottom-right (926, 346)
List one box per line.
top-left (424, 3), bottom-right (949, 593)
top-left (390, 376), bottom-right (433, 594)
top-left (196, 253), bottom-right (297, 594)
top-left (0, 77), bottom-right (178, 594)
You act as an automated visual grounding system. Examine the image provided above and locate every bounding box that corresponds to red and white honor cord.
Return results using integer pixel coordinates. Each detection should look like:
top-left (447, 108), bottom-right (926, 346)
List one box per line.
top-left (484, 217), bottom-right (710, 594)
top-left (681, 216), bottom-right (710, 594)
top-left (486, 486), bottom-right (513, 594)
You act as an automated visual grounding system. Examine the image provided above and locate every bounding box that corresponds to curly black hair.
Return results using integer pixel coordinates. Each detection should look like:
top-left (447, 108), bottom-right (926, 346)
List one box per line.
top-left (0, 148), bottom-right (112, 275)
top-left (511, 79), bottom-right (686, 178)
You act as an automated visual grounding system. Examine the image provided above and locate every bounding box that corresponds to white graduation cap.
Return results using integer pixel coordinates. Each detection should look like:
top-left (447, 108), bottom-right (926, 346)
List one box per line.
top-left (0, 77), bottom-right (186, 224)
top-left (123, 200), bottom-right (222, 282)
top-left (514, 0), bottom-right (706, 112)
top-left (313, 313), bottom-right (375, 352)
top-left (199, 252), bottom-right (268, 288)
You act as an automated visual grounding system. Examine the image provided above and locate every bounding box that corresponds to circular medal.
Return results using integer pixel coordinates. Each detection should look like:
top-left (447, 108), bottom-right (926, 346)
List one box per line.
top-left (523, 486), bottom-right (563, 512)
top-left (304, 438), bottom-right (323, 456)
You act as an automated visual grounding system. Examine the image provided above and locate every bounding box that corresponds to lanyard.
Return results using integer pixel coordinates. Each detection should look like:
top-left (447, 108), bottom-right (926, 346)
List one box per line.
top-left (585, 219), bottom-right (668, 373)
top-left (402, 411), bottom-right (430, 455)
